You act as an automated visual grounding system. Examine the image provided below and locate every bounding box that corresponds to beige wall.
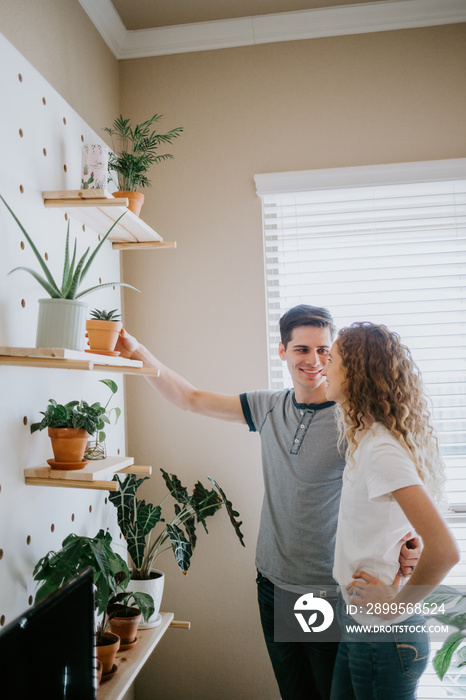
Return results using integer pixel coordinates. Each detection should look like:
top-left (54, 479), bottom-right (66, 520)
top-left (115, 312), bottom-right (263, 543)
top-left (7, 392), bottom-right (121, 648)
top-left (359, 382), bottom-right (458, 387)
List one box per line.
top-left (1, 3), bottom-right (465, 698)
top-left (119, 24), bottom-right (466, 700)
top-left (0, 0), bottom-right (119, 134)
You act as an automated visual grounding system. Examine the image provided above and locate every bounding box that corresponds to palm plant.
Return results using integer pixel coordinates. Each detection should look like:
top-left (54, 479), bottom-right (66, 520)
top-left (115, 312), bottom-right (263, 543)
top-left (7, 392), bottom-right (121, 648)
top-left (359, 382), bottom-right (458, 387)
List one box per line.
top-left (0, 193), bottom-right (140, 298)
top-left (109, 469), bottom-right (245, 579)
top-left (104, 114), bottom-right (183, 192)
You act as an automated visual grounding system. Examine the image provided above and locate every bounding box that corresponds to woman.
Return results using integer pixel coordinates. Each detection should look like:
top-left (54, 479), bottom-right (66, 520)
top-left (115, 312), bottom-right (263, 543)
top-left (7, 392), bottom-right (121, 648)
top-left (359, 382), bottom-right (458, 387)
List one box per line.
top-left (323, 322), bottom-right (459, 700)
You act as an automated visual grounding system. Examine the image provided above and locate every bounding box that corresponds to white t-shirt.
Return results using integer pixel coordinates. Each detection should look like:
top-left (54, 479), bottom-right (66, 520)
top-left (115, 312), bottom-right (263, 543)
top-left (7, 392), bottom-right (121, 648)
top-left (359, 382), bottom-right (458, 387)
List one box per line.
top-left (333, 422), bottom-right (423, 625)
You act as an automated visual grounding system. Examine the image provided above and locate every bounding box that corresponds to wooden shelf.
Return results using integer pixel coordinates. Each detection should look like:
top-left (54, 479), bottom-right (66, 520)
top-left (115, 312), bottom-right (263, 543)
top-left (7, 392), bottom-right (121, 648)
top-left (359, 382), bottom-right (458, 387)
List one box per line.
top-left (24, 457), bottom-right (152, 491)
top-left (0, 348), bottom-right (160, 376)
top-left (42, 190), bottom-right (172, 246)
top-left (98, 612), bottom-right (175, 700)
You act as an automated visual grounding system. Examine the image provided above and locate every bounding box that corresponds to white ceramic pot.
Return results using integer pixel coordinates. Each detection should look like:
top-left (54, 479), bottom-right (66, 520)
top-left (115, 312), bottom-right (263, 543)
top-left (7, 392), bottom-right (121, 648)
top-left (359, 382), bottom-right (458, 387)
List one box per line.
top-left (36, 298), bottom-right (88, 351)
top-left (127, 569), bottom-right (165, 629)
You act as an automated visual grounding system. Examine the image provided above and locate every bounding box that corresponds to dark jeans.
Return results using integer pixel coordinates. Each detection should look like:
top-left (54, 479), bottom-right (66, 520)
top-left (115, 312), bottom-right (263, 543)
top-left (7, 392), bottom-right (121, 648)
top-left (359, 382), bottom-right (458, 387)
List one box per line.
top-left (330, 596), bottom-right (430, 700)
top-left (257, 572), bottom-right (339, 700)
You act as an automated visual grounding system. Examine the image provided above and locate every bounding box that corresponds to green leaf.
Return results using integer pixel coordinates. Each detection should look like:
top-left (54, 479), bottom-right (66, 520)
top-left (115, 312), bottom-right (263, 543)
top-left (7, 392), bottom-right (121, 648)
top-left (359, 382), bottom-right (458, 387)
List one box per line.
top-left (160, 469), bottom-right (191, 506)
top-left (165, 523), bottom-right (193, 574)
top-left (75, 280), bottom-right (140, 299)
top-left (8, 266), bottom-right (60, 297)
top-left (1, 193), bottom-right (60, 295)
top-left (433, 630), bottom-right (466, 680)
top-left (208, 476), bottom-right (245, 547)
top-left (100, 378), bottom-right (118, 395)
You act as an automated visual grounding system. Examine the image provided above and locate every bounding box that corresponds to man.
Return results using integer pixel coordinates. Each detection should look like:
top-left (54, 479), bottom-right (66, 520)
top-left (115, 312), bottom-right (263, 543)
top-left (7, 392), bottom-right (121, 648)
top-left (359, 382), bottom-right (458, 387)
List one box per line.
top-left (116, 304), bottom-right (418, 699)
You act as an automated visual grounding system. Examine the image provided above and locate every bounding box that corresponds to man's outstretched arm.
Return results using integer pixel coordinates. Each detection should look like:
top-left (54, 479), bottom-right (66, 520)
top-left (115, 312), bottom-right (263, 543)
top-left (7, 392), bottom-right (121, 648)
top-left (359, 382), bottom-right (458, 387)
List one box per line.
top-left (116, 328), bottom-right (246, 424)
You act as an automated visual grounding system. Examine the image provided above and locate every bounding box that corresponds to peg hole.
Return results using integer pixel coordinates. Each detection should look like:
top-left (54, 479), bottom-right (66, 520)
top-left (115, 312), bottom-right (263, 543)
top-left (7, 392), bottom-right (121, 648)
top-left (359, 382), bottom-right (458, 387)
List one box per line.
top-left (42, 97), bottom-right (46, 105)
top-left (19, 128), bottom-right (23, 138)
top-left (23, 416), bottom-right (27, 426)
top-left (21, 299), bottom-right (26, 308)
top-left (26, 535), bottom-right (31, 545)
top-left (19, 185), bottom-right (24, 194)
top-left (18, 73), bottom-right (23, 82)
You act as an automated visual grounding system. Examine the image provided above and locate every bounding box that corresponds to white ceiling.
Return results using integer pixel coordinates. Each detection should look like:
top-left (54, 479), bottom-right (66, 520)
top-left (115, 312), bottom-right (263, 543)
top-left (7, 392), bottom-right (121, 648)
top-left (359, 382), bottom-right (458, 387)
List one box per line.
top-left (77, 0), bottom-right (466, 58)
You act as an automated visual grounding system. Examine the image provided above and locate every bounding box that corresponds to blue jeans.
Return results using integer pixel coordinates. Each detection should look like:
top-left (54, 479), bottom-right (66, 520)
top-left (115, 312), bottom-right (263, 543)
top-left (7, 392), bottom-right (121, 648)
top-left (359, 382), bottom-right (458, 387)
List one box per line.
top-left (257, 572), bottom-right (339, 700)
top-left (330, 597), bottom-right (430, 700)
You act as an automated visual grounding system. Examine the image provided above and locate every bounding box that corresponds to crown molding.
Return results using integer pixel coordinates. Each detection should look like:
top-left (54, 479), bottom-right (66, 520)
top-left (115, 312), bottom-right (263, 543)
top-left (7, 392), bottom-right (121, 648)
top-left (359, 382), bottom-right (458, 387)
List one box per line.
top-left (78, 0), bottom-right (466, 59)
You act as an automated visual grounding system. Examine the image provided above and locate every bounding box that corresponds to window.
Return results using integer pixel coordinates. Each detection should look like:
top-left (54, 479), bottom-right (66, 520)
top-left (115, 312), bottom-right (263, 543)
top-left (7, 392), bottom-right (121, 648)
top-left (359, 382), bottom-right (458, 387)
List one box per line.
top-left (256, 159), bottom-right (466, 698)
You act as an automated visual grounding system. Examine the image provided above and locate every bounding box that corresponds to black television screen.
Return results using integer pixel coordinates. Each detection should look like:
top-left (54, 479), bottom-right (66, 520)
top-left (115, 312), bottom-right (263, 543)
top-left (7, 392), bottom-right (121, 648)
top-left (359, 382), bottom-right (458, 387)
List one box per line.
top-left (0, 567), bottom-right (96, 699)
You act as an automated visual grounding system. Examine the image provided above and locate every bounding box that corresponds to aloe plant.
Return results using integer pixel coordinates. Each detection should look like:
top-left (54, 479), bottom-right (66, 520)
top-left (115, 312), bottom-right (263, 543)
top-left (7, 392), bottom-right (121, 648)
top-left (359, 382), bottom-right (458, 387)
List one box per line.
top-left (104, 114), bottom-right (183, 191)
top-left (109, 469), bottom-right (245, 579)
top-left (0, 193), bottom-right (140, 298)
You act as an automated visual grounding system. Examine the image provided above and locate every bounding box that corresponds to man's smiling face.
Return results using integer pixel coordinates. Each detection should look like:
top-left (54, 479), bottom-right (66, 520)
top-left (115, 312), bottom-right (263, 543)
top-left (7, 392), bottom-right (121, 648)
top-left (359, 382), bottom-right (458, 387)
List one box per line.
top-left (278, 325), bottom-right (332, 404)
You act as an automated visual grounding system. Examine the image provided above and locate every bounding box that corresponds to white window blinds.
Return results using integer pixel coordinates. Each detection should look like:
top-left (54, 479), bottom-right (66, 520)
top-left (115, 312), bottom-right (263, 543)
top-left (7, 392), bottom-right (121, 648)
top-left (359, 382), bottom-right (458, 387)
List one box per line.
top-left (256, 161), bottom-right (466, 508)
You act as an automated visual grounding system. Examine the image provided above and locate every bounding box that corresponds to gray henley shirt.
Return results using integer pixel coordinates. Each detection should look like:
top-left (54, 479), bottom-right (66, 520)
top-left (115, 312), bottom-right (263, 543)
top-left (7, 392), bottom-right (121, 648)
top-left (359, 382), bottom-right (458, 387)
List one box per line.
top-left (240, 389), bottom-right (345, 593)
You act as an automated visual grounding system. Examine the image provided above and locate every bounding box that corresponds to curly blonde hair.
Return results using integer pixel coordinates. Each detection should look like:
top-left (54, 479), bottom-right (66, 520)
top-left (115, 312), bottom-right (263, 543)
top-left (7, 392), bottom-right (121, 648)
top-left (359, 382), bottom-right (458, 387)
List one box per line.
top-left (336, 322), bottom-right (445, 501)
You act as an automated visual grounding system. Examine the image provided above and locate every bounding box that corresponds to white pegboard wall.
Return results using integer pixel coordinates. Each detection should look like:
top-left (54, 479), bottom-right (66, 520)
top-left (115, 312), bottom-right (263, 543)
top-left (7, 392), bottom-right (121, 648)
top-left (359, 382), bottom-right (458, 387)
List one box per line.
top-left (0, 30), bottom-right (129, 629)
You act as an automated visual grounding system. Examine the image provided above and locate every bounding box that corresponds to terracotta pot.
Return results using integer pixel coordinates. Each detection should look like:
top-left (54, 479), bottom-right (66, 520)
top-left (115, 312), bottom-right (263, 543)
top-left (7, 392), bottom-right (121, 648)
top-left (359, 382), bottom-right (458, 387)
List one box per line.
top-left (48, 427), bottom-right (90, 464)
top-left (109, 607), bottom-right (142, 645)
top-left (95, 632), bottom-right (120, 676)
top-left (86, 319), bottom-right (122, 354)
top-left (112, 190), bottom-right (144, 217)
top-left (127, 569), bottom-right (164, 629)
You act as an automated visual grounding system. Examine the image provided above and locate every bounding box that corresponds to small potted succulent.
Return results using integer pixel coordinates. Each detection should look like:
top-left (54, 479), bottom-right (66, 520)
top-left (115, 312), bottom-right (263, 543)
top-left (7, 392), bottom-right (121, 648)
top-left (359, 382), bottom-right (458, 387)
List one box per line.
top-left (30, 398), bottom-right (106, 469)
top-left (0, 194), bottom-right (140, 351)
top-left (86, 308), bottom-right (122, 355)
top-left (104, 113), bottom-right (183, 216)
top-left (84, 378), bottom-right (121, 460)
top-left (33, 530), bottom-right (154, 677)
top-left (109, 469), bottom-right (245, 627)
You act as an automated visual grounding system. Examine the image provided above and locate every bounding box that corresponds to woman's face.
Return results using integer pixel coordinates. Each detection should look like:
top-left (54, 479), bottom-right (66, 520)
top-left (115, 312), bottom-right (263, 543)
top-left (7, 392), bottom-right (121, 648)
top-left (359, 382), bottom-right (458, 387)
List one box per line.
top-left (322, 341), bottom-right (347, 404)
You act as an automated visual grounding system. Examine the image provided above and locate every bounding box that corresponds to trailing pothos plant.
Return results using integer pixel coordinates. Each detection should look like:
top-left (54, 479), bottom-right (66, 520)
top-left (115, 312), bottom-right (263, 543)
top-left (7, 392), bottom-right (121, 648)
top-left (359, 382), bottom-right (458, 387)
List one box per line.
top-left (33, 529), bottom-right (154, 644)
top-left (424, 585), bottom-right (466, 681)
top-left (109, 469), bottom-right (245, 579)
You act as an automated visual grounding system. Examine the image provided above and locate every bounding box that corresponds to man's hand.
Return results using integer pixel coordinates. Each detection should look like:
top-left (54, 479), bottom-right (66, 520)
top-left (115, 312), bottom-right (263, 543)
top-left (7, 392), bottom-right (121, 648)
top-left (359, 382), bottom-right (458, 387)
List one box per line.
top-left (114, 328), bottom-right (140, 358)
top-left (398, 531), bottom-right (423, 579)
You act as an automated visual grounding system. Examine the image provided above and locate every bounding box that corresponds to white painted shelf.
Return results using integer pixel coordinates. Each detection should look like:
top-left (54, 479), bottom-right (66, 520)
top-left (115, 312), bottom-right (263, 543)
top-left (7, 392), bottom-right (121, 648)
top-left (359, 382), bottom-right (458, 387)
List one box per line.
top-left (41, 190), bottom-right (176, 249)
top-left (97, 613), bottom-right (176, 700)
top-left (24, 457), bottom-right (152, 492)
top-left (0, 347), bottom-right (160, 376)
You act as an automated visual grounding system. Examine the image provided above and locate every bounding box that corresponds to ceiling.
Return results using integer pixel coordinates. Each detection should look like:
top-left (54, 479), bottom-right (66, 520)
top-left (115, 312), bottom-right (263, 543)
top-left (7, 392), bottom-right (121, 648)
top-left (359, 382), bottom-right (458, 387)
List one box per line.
top-left (110, 0), bottom-right (379, 31)
top-left (77, 0), bottom-right (466, 59)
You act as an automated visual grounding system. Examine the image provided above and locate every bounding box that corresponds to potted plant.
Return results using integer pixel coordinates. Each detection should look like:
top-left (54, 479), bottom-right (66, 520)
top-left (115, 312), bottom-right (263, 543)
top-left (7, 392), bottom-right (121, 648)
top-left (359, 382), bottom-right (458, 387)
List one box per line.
top-left (425, 585), bottom-right (466, 691)
top-left (104, 113), bottom-right (183, 216)
top-left (106, 591), bottom-right (154, 649)
top-left (30, 398), bottom-right (107, 469)
top-left (109, 468), bottom-right (245, 627)
top-left (0, 194), bottom-right (140, 351)
top-left (86, 308), bottom-right (122, 355)
top-left (33, 530), bottom-right (154, 676)
top-left (84, 378), bottom-right (121, 460)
